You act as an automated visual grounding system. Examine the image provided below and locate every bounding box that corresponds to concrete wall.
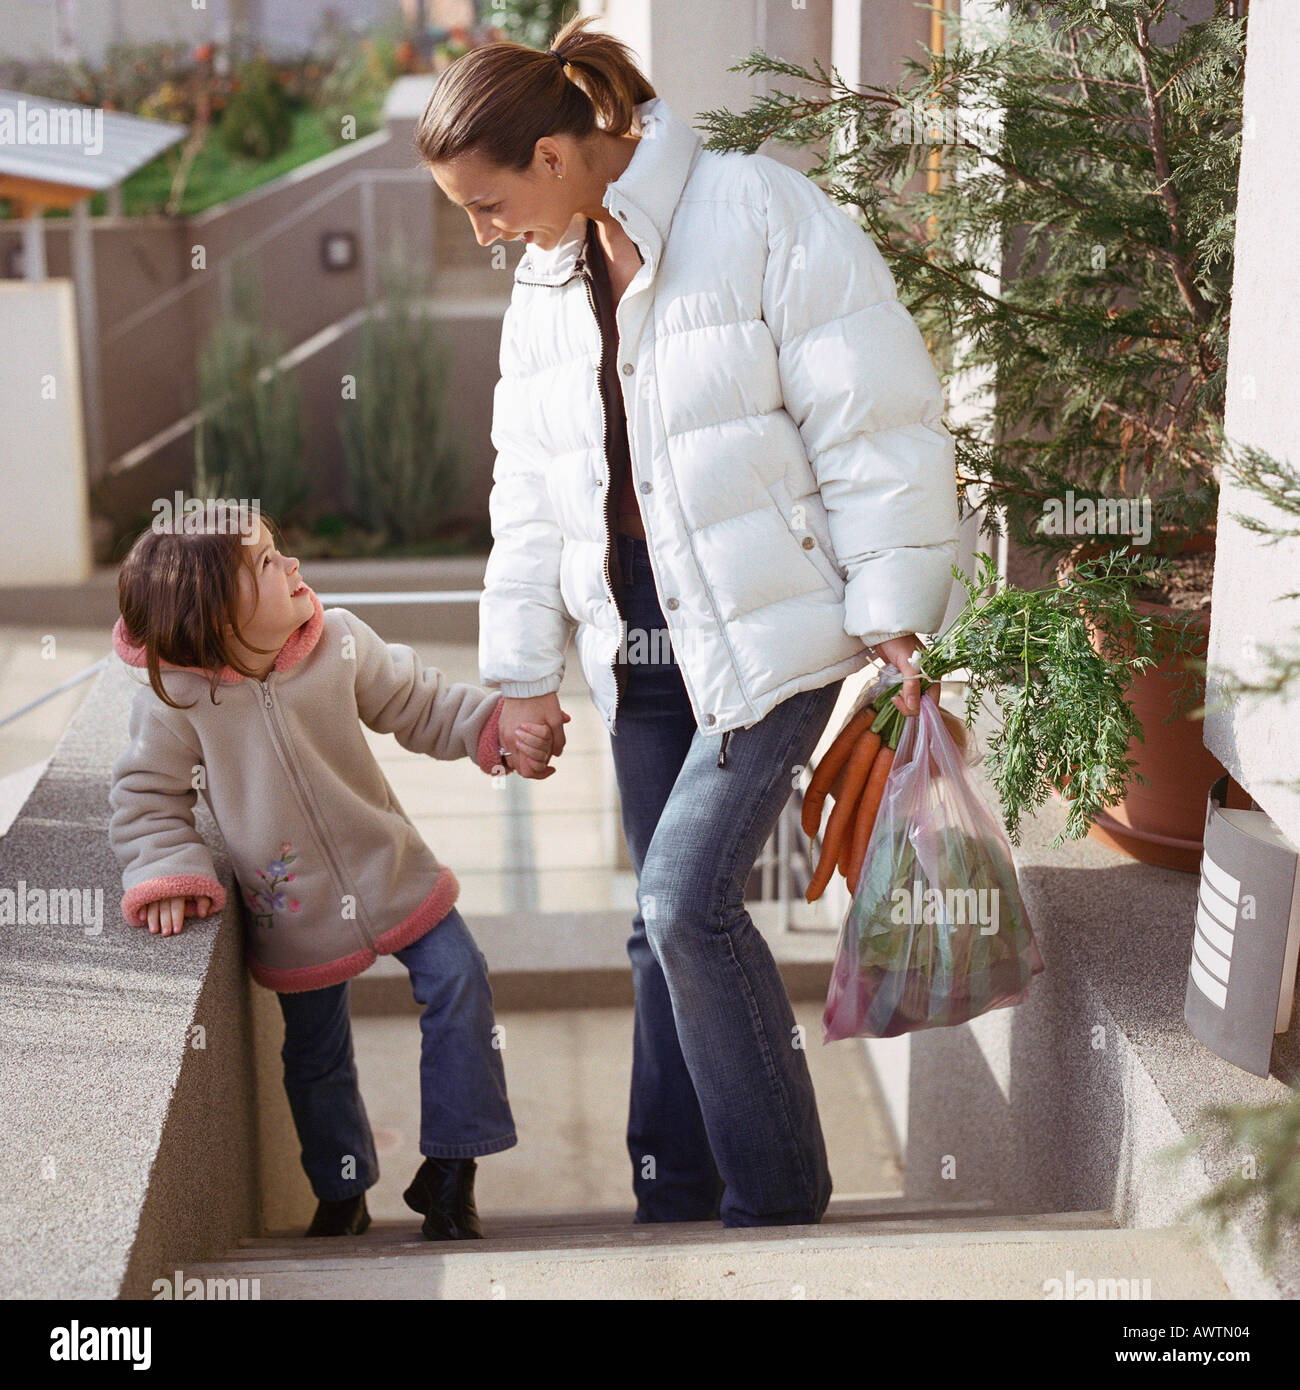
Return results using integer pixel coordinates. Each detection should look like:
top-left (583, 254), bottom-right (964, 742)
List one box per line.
top-left (1203, 0), bottom-right (1300, 848)
top-left (0, 662), bottom-right (272, 1297)
top-left (0, 280), bottom-right (92, 584)
top-left (0, 133), bottom-right (413, 477)
top-left (0, 114), bottom-right (508, 550)
top-left (833, 0), bottom-right (934, 89)
top-left (594, 0), bottom-right (831, 168)
top-left (250, 970), bottom-right (319, 1237)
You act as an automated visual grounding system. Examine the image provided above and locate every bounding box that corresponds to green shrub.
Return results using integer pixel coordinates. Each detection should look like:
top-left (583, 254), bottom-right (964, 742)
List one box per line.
top-left (491, 0), bottom-right (580, 51)
top-left (340, 252), bottom-right (464, 544)
top-left (219, 56), bottom-right (293, 161)
top-left (316, 35), bottom-right (399, 147)
top-left (194, 268), bottom-right (308, 524)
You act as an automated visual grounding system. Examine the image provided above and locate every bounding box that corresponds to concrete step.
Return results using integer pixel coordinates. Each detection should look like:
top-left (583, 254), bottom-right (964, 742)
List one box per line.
top-left (238, 1195), bottom-right (1003, 1248)
top-left (184, 1201), bottom-right (1232, 1299)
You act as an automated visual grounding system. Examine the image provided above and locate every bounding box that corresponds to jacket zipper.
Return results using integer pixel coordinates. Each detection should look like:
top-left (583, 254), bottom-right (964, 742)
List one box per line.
top-left (577, 250), bottom-right (627, 735)
top-left (257, 675), bottom-right (373, 951)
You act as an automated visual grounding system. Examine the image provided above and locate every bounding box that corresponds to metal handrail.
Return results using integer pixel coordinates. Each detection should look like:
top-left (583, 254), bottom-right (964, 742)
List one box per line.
top-left (312, 590), bottom-right (482, 605)
top-left (102, 167), bottom-right (432, 347)
top-left (107, 302), bottom-right (371, 476)
top-left (107, 290), bottom-right (462, 478)
top-left (220, 167), bottom-right (431, 301)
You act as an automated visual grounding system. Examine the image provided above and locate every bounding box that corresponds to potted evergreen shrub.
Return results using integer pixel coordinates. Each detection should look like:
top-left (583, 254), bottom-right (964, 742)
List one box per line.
top-left (699, 0), bottom-right (1246, 869)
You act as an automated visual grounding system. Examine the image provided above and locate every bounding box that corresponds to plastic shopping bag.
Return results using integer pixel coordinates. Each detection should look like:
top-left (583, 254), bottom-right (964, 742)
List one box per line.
top-left (824, 662), bottom-right (974, 782)
top-left (823, 692), bottom-right (1045, 1041)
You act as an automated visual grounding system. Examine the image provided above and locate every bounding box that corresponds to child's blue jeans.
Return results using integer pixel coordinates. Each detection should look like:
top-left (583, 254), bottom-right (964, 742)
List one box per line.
top-left (275, 905), bottom-right (516, 1202)
top-left (608, 531), bottom-right (843, 1228)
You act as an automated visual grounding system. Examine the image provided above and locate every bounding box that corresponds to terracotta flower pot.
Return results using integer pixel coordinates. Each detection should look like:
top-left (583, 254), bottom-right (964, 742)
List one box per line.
top-left (1058, 530), bottom-right (1226, 873)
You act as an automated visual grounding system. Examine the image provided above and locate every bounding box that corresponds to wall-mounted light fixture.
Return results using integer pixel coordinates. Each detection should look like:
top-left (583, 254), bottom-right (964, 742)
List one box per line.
top-left (1185, 774), bottom-right (1300, 1076)
top-left (320, 231), bottom-right (358, 272)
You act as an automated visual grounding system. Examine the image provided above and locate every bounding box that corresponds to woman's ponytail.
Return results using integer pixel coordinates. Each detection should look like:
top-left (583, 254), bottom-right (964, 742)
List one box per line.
top-left (546, 13), bottom-right (656, 139)
top-left (415, 13), bottom-right (656, 171)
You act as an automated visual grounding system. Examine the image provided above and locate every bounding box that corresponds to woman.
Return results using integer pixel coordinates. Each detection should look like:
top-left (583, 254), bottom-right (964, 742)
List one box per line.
top-left (417, 15), bottom-right (957, 1228)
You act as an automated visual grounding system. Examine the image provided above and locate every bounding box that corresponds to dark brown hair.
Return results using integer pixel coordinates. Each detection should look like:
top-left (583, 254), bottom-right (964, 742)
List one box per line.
top-left (117, 511), bottom-right (286, 709)
top-left (414, 13), bottom-right (656, 171)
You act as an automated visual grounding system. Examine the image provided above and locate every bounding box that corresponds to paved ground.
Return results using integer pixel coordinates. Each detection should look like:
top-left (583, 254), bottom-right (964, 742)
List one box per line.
top-left (362, 635), bottom-right (630, 916)
top-left (0, 624), bottom-right (103, 779)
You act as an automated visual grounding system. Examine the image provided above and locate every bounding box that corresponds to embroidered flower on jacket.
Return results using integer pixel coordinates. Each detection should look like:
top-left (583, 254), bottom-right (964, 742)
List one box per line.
top-left (245, 844), bottom-right (302, 928)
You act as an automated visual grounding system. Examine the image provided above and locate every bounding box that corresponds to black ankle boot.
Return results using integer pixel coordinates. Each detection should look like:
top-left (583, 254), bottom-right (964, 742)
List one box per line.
top-left (402, 1157), bottom-right (484, 1240)
top-left (305, 1191), bottom-right (371, 1237)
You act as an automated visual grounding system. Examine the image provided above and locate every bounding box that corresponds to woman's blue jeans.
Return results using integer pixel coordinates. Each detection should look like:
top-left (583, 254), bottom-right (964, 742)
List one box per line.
top-left (608, 531), bottom-right (843, 1228)
top-left (275, 905), bottom-right (517, 1202)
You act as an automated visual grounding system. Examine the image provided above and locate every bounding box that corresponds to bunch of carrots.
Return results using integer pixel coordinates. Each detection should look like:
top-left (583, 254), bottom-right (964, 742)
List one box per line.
top-left (802, 678), bottom-right (968, 902)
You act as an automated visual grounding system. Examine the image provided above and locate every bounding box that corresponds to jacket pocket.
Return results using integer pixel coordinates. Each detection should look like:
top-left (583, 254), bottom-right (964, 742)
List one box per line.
top-left (769, 478), bottom-right (847, 598)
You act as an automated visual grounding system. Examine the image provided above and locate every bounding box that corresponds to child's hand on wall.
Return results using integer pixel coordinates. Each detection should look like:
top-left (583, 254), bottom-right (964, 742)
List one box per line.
top-left (140, 895), bottom-right (212, 936)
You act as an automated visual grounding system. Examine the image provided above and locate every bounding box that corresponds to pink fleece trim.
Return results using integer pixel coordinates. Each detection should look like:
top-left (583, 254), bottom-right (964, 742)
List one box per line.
top-left (370, 865), bottom-right (460, 953)
top-left (122, 874), bottom-right (227, 926)
top-left (113, 586), bottom-right (326, 683)
top-left (245, 866), bottom-right (462, 993)
top-left (272, 589), bottom-right (326, 672)
top-left (246, 942), bottom-right (375, 994)
top-left (476, 697), bottom-right (506, 775)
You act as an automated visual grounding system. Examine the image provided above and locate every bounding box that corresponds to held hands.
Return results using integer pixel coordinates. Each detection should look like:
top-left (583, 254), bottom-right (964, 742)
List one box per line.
top-left (140, 895), bottom-right (212, 936)
top-left (504, 720), bottom-right (557, 776)
top-left (500, 693), bottom-right (571, 779)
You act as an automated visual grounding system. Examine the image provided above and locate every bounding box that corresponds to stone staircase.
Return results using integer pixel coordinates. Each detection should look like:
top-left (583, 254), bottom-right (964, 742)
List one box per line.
top-left (183, 1197), bottom-right (1231, 1299)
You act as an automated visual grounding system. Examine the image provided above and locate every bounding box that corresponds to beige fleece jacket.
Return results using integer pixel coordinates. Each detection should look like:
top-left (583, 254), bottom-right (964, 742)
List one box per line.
top-left (108, 586), bottom-right (507, 992)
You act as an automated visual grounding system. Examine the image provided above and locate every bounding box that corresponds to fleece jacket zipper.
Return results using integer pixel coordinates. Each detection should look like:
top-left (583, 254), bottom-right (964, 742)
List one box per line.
top-left (257, 675), bottom-right (373, 951)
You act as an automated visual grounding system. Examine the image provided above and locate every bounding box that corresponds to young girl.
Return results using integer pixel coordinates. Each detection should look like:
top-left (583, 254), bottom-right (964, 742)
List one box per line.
top-left (108, 511), bottom-right (557, 1241)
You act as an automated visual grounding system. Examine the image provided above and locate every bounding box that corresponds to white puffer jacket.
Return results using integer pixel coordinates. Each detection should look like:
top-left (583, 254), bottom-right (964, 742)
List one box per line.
top-left (478, 95), bottom-right (958, 742)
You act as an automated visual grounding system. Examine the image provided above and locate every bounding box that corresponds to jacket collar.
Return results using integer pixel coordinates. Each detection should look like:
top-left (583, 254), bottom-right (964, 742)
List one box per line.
top-left (112, 584), bottom-right (326, 684)
top-left (512, 95), bottom-right (701, 287)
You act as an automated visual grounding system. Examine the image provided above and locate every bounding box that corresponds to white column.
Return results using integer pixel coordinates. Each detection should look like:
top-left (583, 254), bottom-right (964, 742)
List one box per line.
top-left (69, 198), bottom-right (106, 483)
top-left (831, 0), bottom-right (864, 92)
top-left (1203, 0), bottom-right (1300, 845)
top-left (21, 209), bottom-right (47, 282)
